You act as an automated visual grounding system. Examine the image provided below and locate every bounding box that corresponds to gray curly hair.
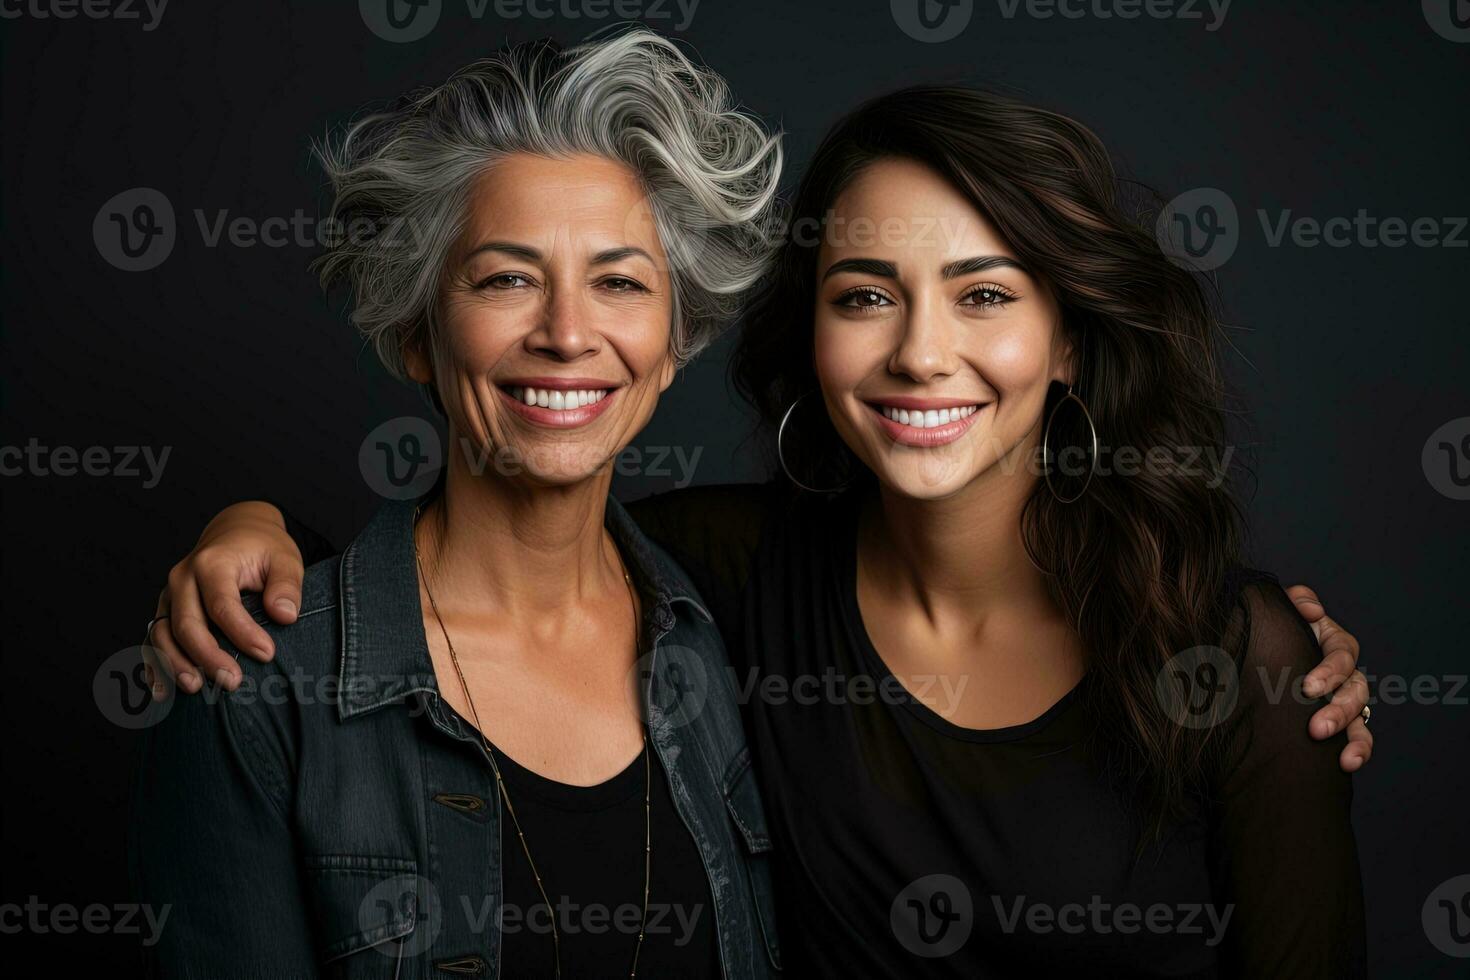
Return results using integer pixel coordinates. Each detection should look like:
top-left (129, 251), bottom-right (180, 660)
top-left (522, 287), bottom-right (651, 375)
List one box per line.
top-left (310, 30), bottom-right (785, 377)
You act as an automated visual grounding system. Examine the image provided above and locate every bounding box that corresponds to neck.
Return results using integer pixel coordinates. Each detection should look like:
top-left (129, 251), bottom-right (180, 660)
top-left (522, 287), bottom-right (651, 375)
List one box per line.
top-left (862, 447), bottom-right (1055, 626)
top-left (415, 440), bottom-right (624, 617)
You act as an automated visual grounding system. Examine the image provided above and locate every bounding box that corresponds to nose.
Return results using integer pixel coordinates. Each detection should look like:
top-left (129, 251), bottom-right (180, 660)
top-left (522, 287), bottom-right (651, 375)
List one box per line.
top-left (526, 282), bottom-right (599, 362)
top-left (886, 292), bottom-right (958, 383)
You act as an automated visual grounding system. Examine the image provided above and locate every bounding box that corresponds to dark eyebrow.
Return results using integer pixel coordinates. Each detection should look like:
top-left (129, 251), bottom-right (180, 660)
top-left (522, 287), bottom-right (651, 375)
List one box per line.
top-left (941, 255), bottom-right (1028, 279)
top-left (821, 258), bottom-right (899, 281)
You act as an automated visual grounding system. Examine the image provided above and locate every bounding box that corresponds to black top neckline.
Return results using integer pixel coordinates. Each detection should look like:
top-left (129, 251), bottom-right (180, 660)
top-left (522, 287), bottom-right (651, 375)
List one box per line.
top-left (834, 489), bottom-right (1085, 744)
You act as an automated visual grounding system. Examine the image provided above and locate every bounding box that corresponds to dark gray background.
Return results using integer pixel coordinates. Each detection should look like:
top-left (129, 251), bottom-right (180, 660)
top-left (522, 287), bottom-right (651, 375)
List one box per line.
top-left (1, 0), bottom-right (1466, 973)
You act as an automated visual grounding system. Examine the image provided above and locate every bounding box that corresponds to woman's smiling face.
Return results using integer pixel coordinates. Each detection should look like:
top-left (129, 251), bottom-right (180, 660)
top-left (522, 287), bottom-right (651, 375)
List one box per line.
top-left (408, 152), bottom-right (677, 487)
top-left (813, 156), bottom-right (1073, 500)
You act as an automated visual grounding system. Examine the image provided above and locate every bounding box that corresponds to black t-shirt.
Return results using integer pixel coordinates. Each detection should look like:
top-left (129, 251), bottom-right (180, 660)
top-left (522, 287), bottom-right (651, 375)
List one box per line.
top-left (626, 483), bottom-right (1365, 979)
top-left (286, 483), bottom-right (1364, 977)
top-left (487, 740), bottom-right (721, 979)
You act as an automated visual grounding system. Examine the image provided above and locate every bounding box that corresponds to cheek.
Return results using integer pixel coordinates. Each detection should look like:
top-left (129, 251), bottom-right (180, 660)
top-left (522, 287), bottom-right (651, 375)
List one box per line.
top-left (813, 318), bottom-right (880, 398)
top-left (978, 327), bottom-right (1054, 397)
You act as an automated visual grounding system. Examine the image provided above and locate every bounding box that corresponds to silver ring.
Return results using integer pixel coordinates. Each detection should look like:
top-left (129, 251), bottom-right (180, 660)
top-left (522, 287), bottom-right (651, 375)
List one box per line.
top-left (1359, 705), bottom-right (1371, 726)
top-left (144, 614), bottom-right (169, 644)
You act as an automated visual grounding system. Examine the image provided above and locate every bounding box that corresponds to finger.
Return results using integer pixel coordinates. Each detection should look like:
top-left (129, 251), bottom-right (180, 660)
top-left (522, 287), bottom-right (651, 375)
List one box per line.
top-left (261, 548), bottom-right (305, 624)
top-left (1308, 672), bottom-right (1370, 739)
top-left (1285, 585), bottom-right (1325, 635)
top-left (1339, 717), bottom-right (1374, 773)
top-left (1302, 644), bottom-right (1357, 698)
top-left (194, 556), bottom-right (276, 661)
top-left (1301, 615), bottom-right (1361, 697)
top-left (142, 629), bottom-right (197, 697)
top-left (168, 569), bottom-right (243, 690)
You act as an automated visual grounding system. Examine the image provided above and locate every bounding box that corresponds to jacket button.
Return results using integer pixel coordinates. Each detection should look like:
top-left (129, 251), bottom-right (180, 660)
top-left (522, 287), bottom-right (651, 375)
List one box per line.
top-left (435, 954), bottom-right (487, 974)
top-left (432, 792), bottom-right (486, 813)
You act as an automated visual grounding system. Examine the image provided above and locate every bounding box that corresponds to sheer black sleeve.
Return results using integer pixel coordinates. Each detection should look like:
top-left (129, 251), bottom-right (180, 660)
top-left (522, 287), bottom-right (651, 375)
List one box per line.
top-left (1209, 576), bottom-right (1366, 977)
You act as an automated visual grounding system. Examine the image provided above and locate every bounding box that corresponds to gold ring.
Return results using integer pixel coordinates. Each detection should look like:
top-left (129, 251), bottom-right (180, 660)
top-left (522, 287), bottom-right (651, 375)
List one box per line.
top-left (1359, 705), bottom-right (1371, 726)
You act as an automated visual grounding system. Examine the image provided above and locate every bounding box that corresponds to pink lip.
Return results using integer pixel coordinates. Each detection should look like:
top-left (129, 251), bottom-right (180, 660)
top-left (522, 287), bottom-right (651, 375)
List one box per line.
top-left (868, 402), bottom-right (987, 448)
top-left (497, 385), bottom-right (619, 428)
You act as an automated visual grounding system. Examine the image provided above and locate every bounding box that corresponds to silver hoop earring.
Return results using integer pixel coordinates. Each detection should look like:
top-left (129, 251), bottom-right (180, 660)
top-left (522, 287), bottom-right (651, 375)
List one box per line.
top-left (1042, 386), bottom-right (1098, 503)
top-left (777, 393), bottom-right (849, 494)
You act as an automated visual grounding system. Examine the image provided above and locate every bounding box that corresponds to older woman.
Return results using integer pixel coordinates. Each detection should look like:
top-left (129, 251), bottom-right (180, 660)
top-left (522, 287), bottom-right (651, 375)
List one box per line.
top-left (130, 32), bottom-right (784, 978)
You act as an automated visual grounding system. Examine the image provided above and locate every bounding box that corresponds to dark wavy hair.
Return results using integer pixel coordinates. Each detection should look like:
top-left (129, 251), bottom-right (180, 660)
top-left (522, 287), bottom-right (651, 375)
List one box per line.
top-left (733, 85), bottom-right (1248, 836)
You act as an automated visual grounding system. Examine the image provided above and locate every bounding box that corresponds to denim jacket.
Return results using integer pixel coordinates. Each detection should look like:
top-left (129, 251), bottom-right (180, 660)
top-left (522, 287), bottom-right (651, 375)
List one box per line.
top-left (130, 495), bottom-right (782, 978)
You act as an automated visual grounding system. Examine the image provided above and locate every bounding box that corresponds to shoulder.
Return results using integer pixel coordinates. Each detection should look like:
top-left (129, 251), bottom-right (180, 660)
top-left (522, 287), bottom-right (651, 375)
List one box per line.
top-left (1224, 569), bottom-right (1321, 680)
top-left (201, 555), bottom-right (344, 729)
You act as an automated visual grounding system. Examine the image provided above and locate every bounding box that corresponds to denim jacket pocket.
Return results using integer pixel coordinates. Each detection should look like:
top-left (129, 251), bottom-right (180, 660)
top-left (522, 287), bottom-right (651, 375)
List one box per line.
top-left (306, 854), bottom-right (423, 977)
top-left (723, 748), bottom-right (782, 973)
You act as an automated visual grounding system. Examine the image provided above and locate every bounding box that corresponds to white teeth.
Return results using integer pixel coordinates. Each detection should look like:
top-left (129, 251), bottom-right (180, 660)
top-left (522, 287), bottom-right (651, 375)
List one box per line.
top-left (880, 404), bottom-right (982, 429)
top-left (507, 387), bottom-right (610, 411)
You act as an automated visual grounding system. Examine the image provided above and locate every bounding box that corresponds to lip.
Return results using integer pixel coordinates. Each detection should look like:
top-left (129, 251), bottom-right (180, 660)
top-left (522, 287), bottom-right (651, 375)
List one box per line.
top-left (497, 383), bottom-right (620, 429)
top-left (866, 400), bottom-right (988, 448)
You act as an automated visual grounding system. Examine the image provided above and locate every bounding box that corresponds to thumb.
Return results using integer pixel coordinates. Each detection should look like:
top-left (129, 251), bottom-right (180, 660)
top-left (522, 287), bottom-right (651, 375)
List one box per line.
top-left (262, 548), bottom-right (306, 624)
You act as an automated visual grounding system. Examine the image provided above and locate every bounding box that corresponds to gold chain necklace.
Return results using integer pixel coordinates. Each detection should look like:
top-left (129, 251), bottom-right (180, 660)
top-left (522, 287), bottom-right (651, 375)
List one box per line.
top-left (414, 510), bottom-right (651, 979)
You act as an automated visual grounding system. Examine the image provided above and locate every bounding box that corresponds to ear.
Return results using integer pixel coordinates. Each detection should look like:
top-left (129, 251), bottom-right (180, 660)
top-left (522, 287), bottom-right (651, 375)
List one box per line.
top-left (1051, 323), bottom-right (1078, 388)
top-left (402, 332), bottom-right (434, 386)
top-left (657, 350), bottom-right (679, 393)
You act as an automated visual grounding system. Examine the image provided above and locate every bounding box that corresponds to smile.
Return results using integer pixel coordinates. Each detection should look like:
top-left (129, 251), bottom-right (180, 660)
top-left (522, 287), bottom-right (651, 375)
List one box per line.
top-left (866, 399), bottom-right (988, 448)
top-left (497, 381), bottom-right (619, 428)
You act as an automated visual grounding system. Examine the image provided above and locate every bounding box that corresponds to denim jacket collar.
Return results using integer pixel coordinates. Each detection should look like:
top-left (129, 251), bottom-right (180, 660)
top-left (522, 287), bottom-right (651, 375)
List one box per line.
top-left (336, 494), bottom-right (712, 721)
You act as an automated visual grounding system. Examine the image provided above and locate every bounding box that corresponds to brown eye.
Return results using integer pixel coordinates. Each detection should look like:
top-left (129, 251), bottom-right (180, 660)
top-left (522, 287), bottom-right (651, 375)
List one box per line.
top-left (960, 284), bottom-right (1017, 308)
top-left (479, 273), bottom-right (532, 290)
top-left (838, 287), bottom-right (894, 310)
